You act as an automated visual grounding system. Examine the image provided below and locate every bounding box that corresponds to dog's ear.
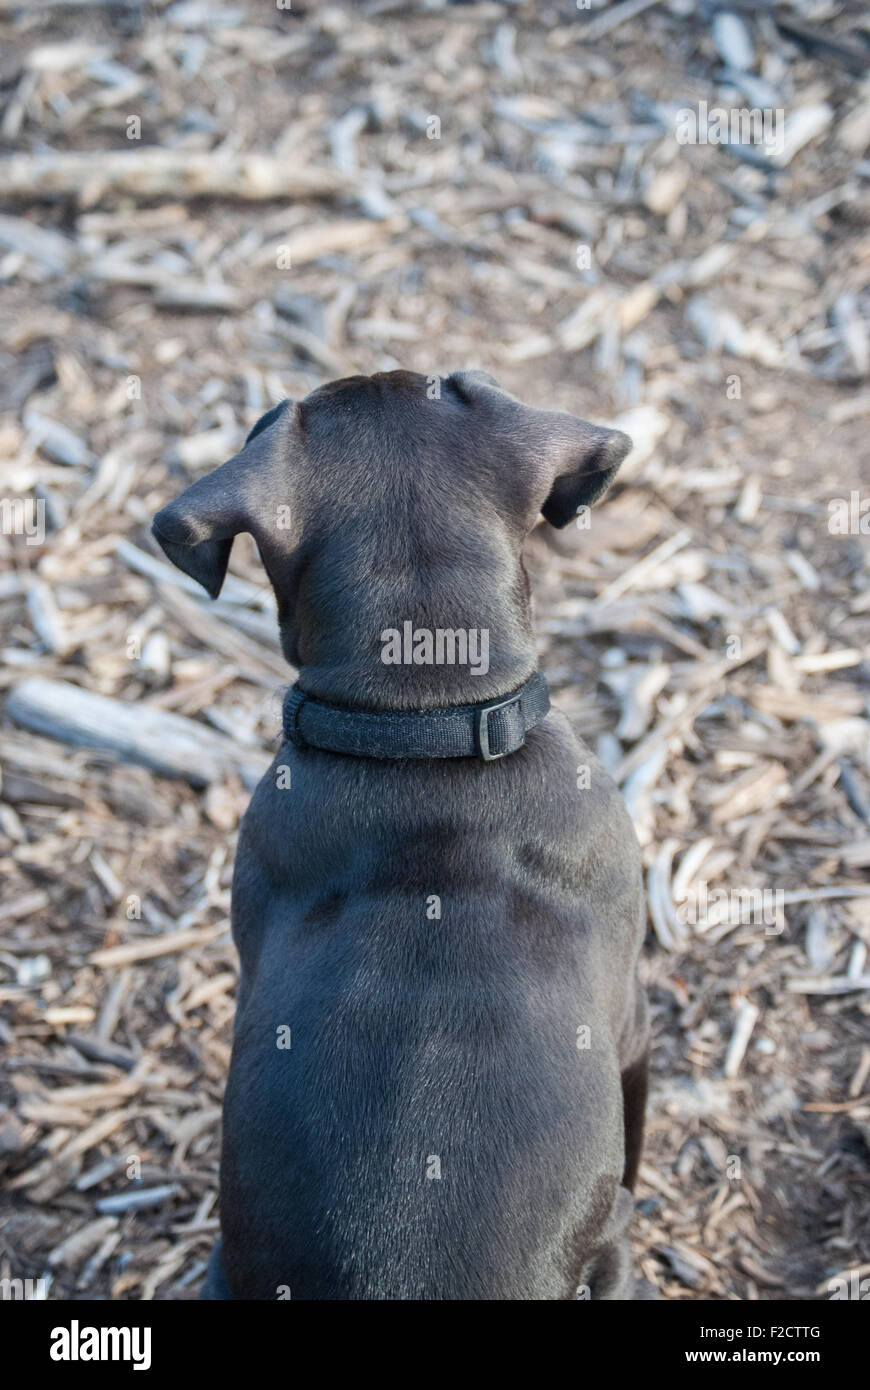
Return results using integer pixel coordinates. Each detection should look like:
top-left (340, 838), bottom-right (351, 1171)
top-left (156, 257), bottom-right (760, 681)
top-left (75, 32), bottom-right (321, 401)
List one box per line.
top-left (448, 370), bottom-right (632, 529)
top-left (241, 400), bottom-right (289, 446)
top-left (152, 401), bottom-right (291, 598)
top-left (536, 418), bottom-right (633, 528)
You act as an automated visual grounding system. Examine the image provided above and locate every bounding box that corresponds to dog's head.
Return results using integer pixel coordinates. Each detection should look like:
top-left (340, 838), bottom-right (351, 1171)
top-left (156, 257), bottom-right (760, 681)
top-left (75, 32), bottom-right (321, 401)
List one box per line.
top-left (152, 370), bottom-right (631, 676)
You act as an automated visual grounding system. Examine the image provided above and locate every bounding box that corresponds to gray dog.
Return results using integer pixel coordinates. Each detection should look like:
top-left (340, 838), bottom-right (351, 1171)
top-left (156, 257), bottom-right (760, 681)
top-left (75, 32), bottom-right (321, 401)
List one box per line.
top-left (152, 369), bottom-right (649, 1300)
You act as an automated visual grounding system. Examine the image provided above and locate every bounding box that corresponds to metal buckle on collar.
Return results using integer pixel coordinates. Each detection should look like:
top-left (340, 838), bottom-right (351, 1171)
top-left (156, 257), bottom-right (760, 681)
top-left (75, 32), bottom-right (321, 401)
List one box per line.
top-left (475, 692), bottom-right (524, 761)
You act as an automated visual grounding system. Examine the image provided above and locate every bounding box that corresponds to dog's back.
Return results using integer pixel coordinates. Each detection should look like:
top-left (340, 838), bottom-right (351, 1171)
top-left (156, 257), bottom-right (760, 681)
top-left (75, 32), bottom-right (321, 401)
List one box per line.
top-left (220, 711), bottom-right (646, 1300)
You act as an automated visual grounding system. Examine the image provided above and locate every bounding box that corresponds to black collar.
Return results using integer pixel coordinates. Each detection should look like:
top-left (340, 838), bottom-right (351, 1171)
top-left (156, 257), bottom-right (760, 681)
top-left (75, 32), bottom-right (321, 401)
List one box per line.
top-left (282, 671), bottom-right (550, 762)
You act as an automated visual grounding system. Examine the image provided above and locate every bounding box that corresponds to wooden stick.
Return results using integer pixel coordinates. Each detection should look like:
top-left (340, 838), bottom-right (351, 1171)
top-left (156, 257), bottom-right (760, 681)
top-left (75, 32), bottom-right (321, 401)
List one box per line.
top-left (5, 677), bottom-right (269, 788)
top-left (580, 0), bottom-right (663, 43)
top-left (90, 924), bottom-right (227, 969)
top-left (0, 148), bottom-right (352, 205)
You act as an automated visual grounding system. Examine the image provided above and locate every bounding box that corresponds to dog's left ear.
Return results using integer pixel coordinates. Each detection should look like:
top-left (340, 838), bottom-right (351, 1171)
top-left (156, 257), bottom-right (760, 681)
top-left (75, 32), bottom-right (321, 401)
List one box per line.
top-left (449, 370), bottom-right (632, 529)
top-left (152, 401), bottom-right (292, 598)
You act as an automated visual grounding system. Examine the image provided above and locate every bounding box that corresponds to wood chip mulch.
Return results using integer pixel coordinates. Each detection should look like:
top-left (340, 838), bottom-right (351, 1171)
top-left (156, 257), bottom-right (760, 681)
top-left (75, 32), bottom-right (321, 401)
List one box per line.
top-left (1, 0), bottom-right (868, 1300)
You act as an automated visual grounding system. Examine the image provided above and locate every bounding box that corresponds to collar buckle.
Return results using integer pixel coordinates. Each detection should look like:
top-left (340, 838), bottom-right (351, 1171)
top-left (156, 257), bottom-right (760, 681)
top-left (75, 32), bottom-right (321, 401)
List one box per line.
top-left (475, 692), bottom-right (524, 761)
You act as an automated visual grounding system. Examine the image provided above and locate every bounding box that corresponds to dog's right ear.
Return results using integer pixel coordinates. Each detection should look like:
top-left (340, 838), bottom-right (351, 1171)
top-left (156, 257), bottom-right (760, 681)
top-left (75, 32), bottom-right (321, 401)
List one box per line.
top-left (152, 401), bottom-right (291, 599)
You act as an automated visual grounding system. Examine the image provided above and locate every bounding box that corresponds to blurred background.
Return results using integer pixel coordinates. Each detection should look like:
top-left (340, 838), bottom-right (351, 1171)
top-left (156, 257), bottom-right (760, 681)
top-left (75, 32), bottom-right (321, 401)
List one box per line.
top-left (0, 0), bottom-right (869, 1300)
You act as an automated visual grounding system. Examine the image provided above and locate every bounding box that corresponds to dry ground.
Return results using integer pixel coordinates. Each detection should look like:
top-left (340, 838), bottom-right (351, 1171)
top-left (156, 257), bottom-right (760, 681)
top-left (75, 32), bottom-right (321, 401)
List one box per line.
top-left (1, 0), bottom-right (869, 1300)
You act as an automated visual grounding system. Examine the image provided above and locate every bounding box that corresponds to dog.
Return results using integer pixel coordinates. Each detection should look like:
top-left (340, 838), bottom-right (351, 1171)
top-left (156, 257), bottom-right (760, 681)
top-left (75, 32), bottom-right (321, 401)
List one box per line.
top-left (152, 369), bottom-right (650, 1300)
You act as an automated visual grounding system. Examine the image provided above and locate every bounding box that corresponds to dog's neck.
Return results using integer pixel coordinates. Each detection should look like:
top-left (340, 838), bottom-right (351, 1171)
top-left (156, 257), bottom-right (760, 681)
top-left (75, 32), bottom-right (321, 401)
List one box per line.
top-left (293, 632), bottom-right (538, 713)
top-left (285, 543), bottom-right (539, 712)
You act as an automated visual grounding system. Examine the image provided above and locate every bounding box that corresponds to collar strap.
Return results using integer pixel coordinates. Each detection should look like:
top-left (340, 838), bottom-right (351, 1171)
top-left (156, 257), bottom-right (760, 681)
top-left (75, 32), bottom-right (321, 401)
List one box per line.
top-left (282, 671), bottom-right (550, 762)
